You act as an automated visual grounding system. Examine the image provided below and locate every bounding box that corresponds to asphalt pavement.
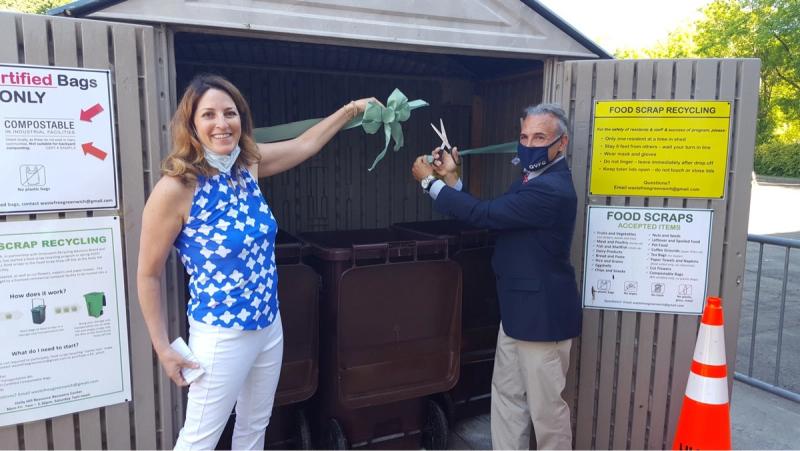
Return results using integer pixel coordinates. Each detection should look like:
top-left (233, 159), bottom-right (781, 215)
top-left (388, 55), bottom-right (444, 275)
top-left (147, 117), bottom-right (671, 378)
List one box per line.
top-left (733, 176), bottom-right (800, 449)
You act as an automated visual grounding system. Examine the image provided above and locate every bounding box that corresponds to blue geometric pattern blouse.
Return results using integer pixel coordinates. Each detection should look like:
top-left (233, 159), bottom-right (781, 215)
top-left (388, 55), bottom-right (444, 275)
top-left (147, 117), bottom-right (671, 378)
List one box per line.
top-left (174, 165), bottom-right (279, 330)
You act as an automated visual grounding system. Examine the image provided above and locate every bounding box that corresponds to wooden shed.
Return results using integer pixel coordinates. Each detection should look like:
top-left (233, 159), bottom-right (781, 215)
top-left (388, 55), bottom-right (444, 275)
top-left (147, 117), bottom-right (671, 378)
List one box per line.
top-left (0, 0), bottom-right (758, 449)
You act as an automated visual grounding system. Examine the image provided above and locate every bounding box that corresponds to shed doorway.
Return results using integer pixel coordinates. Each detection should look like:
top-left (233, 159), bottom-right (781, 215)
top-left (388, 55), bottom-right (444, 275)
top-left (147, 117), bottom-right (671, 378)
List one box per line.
top-left (174, 32), bottom-right (544, 233)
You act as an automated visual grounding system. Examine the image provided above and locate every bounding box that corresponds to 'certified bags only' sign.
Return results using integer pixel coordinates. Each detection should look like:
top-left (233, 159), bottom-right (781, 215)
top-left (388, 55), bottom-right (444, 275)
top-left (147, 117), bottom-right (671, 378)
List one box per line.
top-left (0, 64), bottom-right (118, 214)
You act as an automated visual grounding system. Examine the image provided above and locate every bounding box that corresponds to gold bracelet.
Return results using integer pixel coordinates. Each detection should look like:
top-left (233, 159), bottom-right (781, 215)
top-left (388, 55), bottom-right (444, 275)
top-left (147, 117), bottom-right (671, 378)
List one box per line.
top-left (347, 100), bottom-right (357, 119)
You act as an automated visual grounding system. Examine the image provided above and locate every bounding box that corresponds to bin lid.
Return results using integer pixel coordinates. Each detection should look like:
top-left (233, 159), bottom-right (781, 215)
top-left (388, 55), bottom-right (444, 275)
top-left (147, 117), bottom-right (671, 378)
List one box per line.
top-left (299, 228), bottom-right (417, 261)
top-left (275, 229), bottom-right (306, 264)
top-left (276, 229), bottom-right (301, 246)
top-left (392, 220), bottom-right (496, 248)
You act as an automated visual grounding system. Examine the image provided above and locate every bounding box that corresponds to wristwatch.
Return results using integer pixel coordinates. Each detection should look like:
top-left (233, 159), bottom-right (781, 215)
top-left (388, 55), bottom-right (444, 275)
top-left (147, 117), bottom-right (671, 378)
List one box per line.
top-left (420, 175), bottom-right (436, 193)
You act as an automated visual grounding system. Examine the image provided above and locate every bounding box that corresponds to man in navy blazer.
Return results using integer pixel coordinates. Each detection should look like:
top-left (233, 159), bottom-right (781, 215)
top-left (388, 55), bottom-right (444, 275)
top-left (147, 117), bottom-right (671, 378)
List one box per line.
top-left (412, 103), bottom-right (582, 450)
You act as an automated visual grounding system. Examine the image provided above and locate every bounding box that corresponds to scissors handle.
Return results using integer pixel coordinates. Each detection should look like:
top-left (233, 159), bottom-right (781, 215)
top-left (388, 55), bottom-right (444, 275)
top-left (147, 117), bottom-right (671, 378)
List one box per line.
top-left (426, 147), bottom-right (451, 164)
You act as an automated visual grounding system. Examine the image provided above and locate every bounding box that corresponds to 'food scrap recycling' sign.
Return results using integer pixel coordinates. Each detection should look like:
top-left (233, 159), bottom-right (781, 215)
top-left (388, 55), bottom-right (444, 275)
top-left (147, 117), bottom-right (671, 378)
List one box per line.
top-left (590, 100), bottom-right (731, 198)
top-left (0, 216), bottom-right (130, 426)
top-left (0, 64), bottom-right (118, 214)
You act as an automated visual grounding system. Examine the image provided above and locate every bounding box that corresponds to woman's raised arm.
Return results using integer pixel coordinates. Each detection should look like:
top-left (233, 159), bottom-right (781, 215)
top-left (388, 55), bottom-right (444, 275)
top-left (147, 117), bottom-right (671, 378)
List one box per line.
top-left (255, 97), bottom-right (376, 177)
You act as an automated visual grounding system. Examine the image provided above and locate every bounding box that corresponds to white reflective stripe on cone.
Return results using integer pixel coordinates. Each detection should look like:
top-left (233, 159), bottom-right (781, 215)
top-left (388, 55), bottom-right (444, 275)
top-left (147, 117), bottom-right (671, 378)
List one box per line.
top-left (685, 372), bottom-right (729, 405)
top-left (693, 324), bottom-right (726, 366)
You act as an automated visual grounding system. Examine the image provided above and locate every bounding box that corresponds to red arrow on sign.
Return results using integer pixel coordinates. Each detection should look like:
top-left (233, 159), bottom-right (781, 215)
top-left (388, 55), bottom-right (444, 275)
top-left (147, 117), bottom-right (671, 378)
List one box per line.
top-left (81, 142), bottom-right (108, 161)
top-left (80, 103), bottom-right (104, 122)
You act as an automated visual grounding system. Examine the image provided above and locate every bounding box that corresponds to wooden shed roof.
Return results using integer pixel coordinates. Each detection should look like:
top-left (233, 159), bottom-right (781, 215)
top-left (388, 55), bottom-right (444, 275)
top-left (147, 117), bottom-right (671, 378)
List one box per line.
top-left (49, 0), bottom-right (613, 60)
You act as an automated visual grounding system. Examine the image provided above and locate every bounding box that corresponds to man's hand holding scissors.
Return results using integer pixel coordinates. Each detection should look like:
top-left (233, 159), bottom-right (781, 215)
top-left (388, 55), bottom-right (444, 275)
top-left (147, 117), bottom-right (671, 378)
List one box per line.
top-left (430, 147), bottom-right (460, 186)
top-left (427, 118), bottom-right (461, 186)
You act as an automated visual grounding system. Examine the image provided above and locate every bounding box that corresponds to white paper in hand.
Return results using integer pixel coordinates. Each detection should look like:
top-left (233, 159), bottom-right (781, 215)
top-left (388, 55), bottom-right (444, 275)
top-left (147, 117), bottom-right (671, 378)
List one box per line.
top-left (170, 337), bottom-right (205, 384)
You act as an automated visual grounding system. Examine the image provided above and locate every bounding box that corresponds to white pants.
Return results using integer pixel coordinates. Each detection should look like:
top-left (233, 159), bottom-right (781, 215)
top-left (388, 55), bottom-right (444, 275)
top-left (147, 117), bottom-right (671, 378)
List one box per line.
top-left (490, 324), bottom-right (572, 450)
top-left (175, 314), bottom-right (284, 450)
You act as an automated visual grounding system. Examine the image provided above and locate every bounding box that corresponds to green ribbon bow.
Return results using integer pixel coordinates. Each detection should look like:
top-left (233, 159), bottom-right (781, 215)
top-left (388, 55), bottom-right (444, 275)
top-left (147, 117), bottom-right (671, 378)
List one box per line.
top-left (361, 89), bottom-right (428, 171)
top-left (252, 88), bottom-right (428, 172)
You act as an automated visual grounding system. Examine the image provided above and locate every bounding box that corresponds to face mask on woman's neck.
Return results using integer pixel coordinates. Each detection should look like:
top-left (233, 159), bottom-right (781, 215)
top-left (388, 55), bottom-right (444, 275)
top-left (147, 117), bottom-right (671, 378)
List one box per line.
top-left (204, 145), bottom-right (241, 175)
top-left (511, 134), bottom-right (563, 172)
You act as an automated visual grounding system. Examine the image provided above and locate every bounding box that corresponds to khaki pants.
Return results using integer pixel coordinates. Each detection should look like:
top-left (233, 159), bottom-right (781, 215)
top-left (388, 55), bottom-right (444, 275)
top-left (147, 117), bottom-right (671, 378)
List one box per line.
top-left (490, 325), bottom-right (572, 450)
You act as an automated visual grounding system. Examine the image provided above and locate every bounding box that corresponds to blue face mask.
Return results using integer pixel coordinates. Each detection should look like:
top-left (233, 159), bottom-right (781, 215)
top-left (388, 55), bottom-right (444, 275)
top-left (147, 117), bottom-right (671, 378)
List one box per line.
top-left (204, 145), bottom-right (241, 175)
top-left (512, 134), bottom-right (563, 172)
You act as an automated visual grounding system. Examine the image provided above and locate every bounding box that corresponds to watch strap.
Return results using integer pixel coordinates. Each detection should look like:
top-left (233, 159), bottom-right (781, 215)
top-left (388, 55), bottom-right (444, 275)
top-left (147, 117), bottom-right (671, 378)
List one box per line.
top-left (421, 175), bottom-right (436, 192)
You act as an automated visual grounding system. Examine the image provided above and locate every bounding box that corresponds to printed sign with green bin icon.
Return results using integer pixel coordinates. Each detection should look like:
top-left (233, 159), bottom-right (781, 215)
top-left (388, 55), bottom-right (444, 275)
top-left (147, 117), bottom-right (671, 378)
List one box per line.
top-left (31, 299), bottom-right (46, 325)
top-left (84, 292), bottom-right (106, 318)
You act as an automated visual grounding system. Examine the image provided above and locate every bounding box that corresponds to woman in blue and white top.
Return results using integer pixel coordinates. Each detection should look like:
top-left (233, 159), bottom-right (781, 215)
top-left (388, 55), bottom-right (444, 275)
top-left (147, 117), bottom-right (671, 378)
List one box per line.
top-left (137, 74), bottom-right (375, 450)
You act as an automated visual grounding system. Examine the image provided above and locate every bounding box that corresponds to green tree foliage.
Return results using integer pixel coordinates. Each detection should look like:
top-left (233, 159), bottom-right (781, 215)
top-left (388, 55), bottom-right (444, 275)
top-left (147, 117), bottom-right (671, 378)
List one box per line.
top-left (754, 142), bottom-right (800, 177)
top-left (694, 0), bottom-right (799, 144)
top-left (651, 26), bottom-right (699, 58)
top-left (0, 0), bottom-right (70, 14)
top-left (615, 47), bottom-right (651, 59)
top-left (616, 26), bottom-right (699, 59)
top-left (615, 0), bottom-right (800, 145)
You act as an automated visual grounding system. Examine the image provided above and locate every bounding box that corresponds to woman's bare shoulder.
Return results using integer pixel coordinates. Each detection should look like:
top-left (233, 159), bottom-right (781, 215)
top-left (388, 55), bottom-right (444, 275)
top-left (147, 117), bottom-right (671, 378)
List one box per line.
top-left (146, 175), bottom-right (195, 219)
top-left (151, 175), bottom-right (194, 198)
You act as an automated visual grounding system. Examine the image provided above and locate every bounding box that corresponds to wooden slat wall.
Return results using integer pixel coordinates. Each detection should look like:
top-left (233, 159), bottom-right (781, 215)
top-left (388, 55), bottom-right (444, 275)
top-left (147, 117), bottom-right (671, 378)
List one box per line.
top-left (555, 58), bottom-right (759, 449)
top-left (473, 71), bottom-right (544, 199)
top-left (0, 12), bottom-right (171, 450)
top-left (0, 13), bottom-right (20, 449)
top-left (147, 26), bottom-right (185, 448)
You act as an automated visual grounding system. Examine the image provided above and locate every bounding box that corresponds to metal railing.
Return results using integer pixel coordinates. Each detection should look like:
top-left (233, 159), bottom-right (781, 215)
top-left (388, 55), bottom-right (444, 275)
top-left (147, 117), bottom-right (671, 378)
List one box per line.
top-left (734, 234), bottom-right (800, 403)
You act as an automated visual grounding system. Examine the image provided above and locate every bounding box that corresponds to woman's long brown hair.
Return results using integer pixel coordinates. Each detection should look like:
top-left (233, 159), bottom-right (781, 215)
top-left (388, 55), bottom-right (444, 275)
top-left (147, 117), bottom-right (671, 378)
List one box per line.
top-left (162, 74), bottom-right (261, 184)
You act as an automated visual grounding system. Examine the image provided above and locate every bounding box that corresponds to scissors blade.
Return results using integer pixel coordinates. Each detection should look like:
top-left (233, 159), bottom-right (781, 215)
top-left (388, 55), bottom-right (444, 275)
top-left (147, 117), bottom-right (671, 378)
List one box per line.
top-left (438, 118), bottom-right (451, 149)
top-left (430, 122), bottom-right (449, 150)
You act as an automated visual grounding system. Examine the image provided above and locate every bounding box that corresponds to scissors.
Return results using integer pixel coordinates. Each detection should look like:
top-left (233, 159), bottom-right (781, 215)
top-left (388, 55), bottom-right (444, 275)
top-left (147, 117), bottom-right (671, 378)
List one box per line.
top-left (426, 118), bottom-right (452, 163)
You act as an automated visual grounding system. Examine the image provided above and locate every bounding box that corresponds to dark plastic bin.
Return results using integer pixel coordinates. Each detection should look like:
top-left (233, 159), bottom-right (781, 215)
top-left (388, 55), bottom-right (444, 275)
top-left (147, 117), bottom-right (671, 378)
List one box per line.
top-left (217, 230), bottom-right (319, 450)
top-left (272, 230), bottom-right (319, 408)
top-left (299, 228), bottom-right (461, 449)
top-left (392, 220), bottom-right (499, 421)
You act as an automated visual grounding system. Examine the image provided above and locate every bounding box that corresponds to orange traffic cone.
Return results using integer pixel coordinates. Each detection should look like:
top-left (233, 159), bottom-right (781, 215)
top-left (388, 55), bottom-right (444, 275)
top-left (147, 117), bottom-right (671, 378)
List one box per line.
top-left (672, 296), bottom-right (731, 450)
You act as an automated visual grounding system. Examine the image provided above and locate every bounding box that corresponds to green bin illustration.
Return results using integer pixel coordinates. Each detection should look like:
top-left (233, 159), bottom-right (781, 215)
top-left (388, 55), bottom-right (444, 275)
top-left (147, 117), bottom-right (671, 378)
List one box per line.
top-left (84, 292), bottom-right (106, 318)
top-left (31, 299), bottom-right (46, 324)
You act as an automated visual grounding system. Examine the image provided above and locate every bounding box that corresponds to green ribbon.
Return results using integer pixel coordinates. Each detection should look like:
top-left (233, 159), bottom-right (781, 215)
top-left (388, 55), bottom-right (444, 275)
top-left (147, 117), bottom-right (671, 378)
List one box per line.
top-left (252, 88), bottom-right (428, 171)
top-left (426, 141), bottom-right (517, 163)
top-left (458, 141), bottom-right (517, 156)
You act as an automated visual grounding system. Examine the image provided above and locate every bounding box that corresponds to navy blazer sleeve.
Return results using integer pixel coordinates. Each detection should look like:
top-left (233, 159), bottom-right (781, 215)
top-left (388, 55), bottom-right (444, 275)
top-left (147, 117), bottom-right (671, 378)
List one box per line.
top-left (432, 163), bottom-right (583, 342)
top-left (433, 178), bottom-right (565, 231)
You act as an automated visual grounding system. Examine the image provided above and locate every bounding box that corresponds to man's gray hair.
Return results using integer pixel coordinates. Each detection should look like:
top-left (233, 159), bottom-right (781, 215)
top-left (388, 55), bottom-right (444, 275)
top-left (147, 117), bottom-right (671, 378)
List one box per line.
top-left (522, 103), bottom-right (569, 135)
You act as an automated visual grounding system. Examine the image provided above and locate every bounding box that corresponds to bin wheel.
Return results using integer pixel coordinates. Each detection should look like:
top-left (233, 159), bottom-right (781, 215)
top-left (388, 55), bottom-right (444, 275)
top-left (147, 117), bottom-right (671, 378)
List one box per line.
top-left (422, 399), bottom-right (449, 450)
top-left (294, 409), bottom-right (312, 450)
top-left (322, 418), bottom-right (348, 450)
top-left (436, 393), bottom-right (456, 425)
